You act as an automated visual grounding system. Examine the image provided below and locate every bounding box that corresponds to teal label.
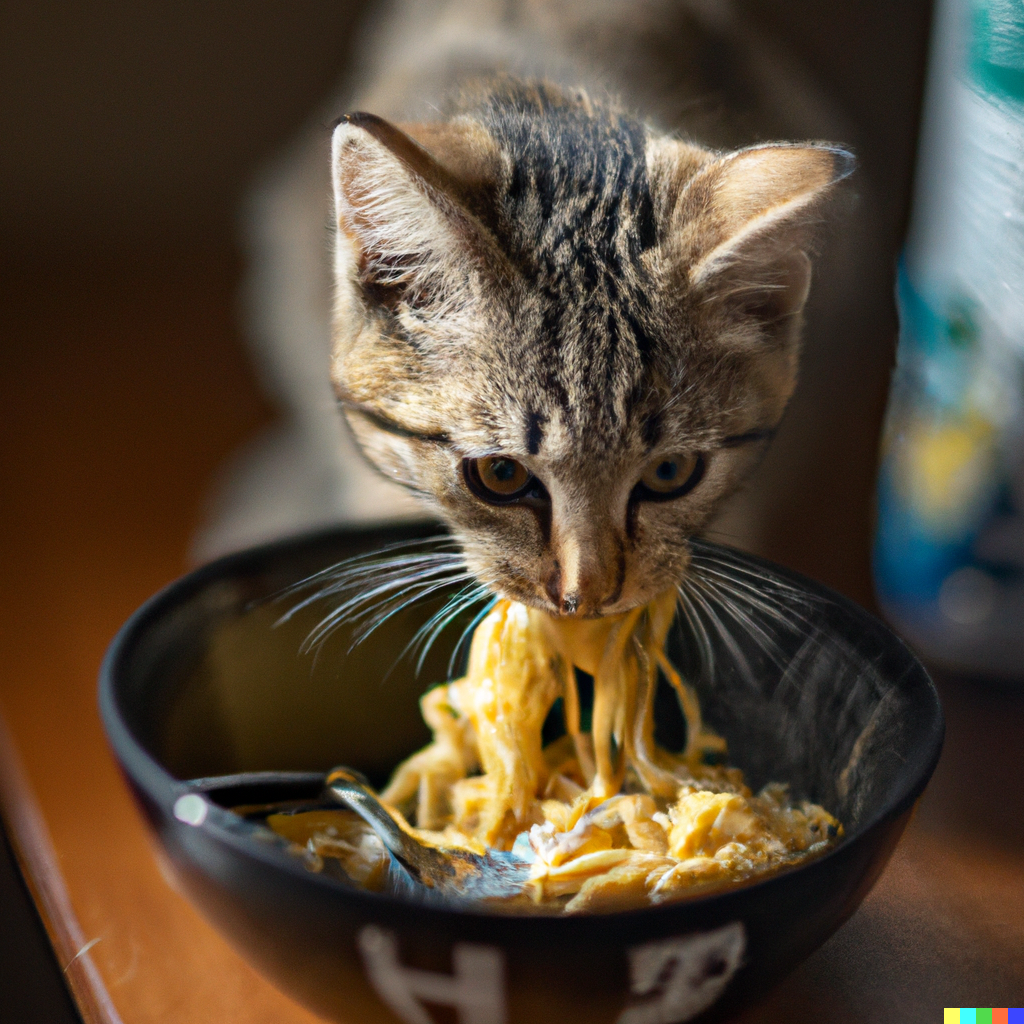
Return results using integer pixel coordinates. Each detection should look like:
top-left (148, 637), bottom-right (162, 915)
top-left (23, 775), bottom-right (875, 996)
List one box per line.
top-left (971, 0), bottom-right (1024, 101)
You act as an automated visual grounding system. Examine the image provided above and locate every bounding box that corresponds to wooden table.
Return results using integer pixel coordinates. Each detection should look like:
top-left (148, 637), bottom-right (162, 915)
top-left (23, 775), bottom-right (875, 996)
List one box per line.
top-left (1, 250), bottom-right (1022, 1023)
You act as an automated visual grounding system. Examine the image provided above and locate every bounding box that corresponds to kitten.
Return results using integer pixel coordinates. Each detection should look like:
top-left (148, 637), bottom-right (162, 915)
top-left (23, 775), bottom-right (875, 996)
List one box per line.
top-left (330, 79), bottom-right (850, 617)
top-left (197, 0), bottom-right (858, 564)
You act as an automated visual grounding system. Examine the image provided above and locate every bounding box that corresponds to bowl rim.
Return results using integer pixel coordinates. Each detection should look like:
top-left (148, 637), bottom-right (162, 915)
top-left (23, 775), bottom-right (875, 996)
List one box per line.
top-left (99, 521), bottom-right (945, 926)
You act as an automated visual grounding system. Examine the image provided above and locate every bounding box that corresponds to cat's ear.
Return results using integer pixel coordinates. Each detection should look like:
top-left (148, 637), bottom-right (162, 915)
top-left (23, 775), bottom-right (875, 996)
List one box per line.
top-left (653, 141), bottom-right (853, 329)
top-left (331, 113), bottom-right (506, 311)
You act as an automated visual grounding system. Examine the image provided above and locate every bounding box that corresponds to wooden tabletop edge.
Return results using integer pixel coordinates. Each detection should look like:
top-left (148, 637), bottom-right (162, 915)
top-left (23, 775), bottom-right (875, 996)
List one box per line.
top-left (0, 705), bottom-right (125, 1024)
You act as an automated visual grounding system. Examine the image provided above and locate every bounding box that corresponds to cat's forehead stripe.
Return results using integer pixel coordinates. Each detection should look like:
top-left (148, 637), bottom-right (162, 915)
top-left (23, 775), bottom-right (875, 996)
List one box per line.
top-left (525, 411), bottom-right (545, 455)
top-left (463, 85), bottom-right (664, 441)
top-left (641, 412), bottom-right (661, 450)
top-left (475, 82), bottom-right (656, 263)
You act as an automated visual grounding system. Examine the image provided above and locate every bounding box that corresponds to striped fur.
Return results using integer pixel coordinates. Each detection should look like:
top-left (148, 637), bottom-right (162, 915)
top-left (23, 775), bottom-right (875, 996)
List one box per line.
top-left (331, 79), bottom-right (850, 617)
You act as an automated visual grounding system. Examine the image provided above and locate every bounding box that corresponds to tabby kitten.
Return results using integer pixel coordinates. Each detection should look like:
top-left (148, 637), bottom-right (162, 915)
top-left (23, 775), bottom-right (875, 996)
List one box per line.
top-left (330, 80), bottom-right (850, 617)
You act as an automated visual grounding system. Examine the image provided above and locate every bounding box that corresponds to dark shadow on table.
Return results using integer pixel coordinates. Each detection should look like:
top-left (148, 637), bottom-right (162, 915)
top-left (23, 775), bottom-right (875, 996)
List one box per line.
top-left (0, 818), bottom-right (83, 1024)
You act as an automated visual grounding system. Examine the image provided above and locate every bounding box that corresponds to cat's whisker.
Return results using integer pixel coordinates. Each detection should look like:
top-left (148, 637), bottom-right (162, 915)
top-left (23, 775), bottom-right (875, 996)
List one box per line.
top-left (700, 566), bottom-right (811, 609)
top-left (694, 601), bottom-right (756, 688)
top-left (283, 554), bottom-right (462, 618)
top-left (688, 558), bottom-right (824, 638)
top-left (688, 544), bottom-right (824, 605)
top-left (296, 567), bottom-right (467, 648)
top-left (690, 561), bottom-right (792, 606)
top-left (675, 583), bottom-right (716, 682)
top-left (306, 573), bottom-right (470, 653)
top-left (303, 551), bottom-right (463, 594)
top-left (681, 579), bottom-right (758, 687)
top-left (687, 575), bottom-right (789, 673)
top-left (679, 537), bottom-right (838, 696)
top-left (447, 597), bottom-right (500, 679)
top-left (277, 536), bottom-right (457, 589)
top-left (338, 564), bottom-right (468, 624)
top-left (280, 544), bottom-right (472, 657)
top-left (274, 542), bottom-right (461, 623)
top-left (409, 583), bottom-right (494, 676)
top-left (688, 563), bottom-right (802, 630)
top-left (348, 573), bottom-right (478, 650)
top-left (708, 580), bottom-right (815, 650)
top-left (401, 586), bottom-right (478, 666)
top-left (318, 552), bottom-right (461, 588)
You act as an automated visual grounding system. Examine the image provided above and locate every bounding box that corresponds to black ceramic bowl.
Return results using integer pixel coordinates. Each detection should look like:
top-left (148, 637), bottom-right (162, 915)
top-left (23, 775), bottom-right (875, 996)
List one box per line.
top-left (100, 524), bottom-right (942, 1024)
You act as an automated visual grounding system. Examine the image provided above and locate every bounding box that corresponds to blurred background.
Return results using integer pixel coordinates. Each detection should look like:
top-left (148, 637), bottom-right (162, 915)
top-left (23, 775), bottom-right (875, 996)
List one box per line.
top-left (1, 1), bottom-right (1022, 1021)
top-left (2, 0), bottom-right (940, 611)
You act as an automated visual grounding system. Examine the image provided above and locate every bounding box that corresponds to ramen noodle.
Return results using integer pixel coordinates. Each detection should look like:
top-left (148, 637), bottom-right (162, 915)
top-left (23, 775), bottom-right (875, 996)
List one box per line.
top-left (273, 591), bottom-right (841, 911)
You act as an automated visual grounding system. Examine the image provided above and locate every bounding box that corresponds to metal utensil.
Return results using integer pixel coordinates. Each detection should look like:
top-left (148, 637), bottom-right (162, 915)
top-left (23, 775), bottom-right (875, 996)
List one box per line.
top-left (323, 767), bottom-right (532, 901)
top-left (186, 768), bottom-right (532, 904)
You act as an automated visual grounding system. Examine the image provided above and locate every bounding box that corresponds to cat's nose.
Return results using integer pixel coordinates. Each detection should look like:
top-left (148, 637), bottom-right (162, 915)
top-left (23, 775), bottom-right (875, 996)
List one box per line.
top-left (544, 566), bottom-right (575, 613)
top-left (544, 529), bottom-right (623, 616)
top-left (543, 565), bottom-right (586, 616)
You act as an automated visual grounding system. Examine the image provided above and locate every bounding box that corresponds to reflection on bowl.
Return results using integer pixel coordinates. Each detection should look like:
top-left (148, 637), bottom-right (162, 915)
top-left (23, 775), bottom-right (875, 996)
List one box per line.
top-left (100, 524), bottom-right (942, 1024)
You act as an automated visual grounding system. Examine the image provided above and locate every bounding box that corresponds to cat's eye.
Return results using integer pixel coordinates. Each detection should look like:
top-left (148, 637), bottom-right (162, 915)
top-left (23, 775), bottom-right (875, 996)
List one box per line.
top-left (463, 456), bottom-right (540, 505)
top-left (634, 452), bottom-right (705, 502)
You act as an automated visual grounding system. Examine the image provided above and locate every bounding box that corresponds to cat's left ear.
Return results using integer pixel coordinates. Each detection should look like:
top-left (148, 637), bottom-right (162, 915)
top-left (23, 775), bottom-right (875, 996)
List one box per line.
top-left (331, 112), bottom-right (508, 313)
top-left (652, 141), bottom-right (854, 327)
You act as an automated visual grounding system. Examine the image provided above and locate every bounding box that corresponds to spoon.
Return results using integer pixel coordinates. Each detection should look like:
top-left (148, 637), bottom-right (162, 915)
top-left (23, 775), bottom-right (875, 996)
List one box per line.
top-left (324, 767), bottom-right (532, 901)
top-left (186, 768), bottom-right (532, 903)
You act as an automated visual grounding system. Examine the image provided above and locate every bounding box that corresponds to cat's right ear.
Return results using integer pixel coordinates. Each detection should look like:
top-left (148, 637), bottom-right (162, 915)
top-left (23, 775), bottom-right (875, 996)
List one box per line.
top-left (331, 113), bottom-right (506, 313)
top-left (649, 139), bottom-right (853, 333)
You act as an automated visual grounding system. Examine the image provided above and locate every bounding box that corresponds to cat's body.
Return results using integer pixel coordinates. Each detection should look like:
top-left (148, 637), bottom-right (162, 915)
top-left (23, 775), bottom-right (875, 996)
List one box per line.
top-left (198, 0), bottom-right (857, 615)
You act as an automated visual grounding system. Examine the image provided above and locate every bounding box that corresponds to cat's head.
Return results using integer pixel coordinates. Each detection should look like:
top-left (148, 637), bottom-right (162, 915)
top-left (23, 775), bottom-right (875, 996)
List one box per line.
top-left (330, 82), bottom-right (851, 618)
